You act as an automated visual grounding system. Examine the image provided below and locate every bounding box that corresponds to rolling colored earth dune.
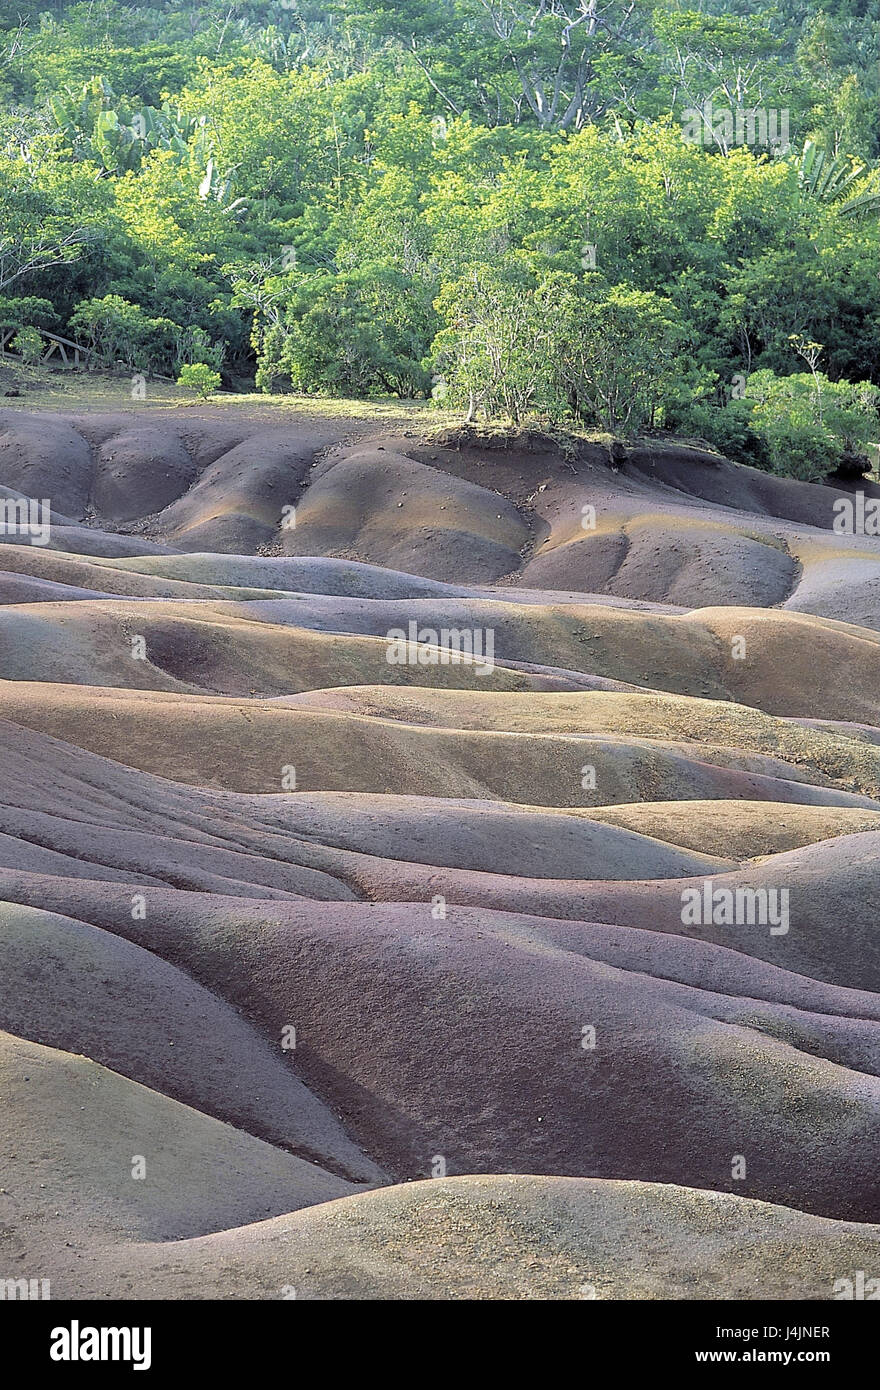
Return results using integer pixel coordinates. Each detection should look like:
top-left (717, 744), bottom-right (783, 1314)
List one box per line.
top-left (3, 407), bottom-right (880, 1299)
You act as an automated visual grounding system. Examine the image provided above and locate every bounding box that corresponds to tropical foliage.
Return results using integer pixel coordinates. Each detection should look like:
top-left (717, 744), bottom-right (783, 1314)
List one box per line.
top-left (0, 1), bottom-right (877, 473)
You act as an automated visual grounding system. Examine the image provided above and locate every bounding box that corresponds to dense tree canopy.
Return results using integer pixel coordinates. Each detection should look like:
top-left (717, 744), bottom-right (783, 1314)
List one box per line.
top-left (0, 1), bottom-right (878, 471)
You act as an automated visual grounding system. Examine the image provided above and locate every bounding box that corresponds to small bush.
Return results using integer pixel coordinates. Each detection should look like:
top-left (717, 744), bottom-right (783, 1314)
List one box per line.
top-left (177, 362), bottom-right (221, 398)
top-left (747, 370), bottom-right (877, 481)
top-left (10, 326), bottom-right (43, 364)
top-left (70, 295), bottom-right (181, 374)
top-left (668, 370), bottom-right (878, 481)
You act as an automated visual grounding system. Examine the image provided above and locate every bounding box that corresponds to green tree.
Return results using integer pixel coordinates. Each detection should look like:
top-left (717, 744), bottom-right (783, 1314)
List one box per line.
top-left (177, 361), bottom-right (221, 396)
top-left (69, 293), bottom-right (179, 373)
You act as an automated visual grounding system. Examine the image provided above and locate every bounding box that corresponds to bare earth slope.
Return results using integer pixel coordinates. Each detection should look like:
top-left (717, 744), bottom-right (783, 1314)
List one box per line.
top-left (3, 406), bottom-right (880, 1298)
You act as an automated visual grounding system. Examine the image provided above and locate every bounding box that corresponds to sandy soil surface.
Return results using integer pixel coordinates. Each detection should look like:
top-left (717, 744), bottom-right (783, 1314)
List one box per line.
top-left (3, 403), bottom-right (880, 1298)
